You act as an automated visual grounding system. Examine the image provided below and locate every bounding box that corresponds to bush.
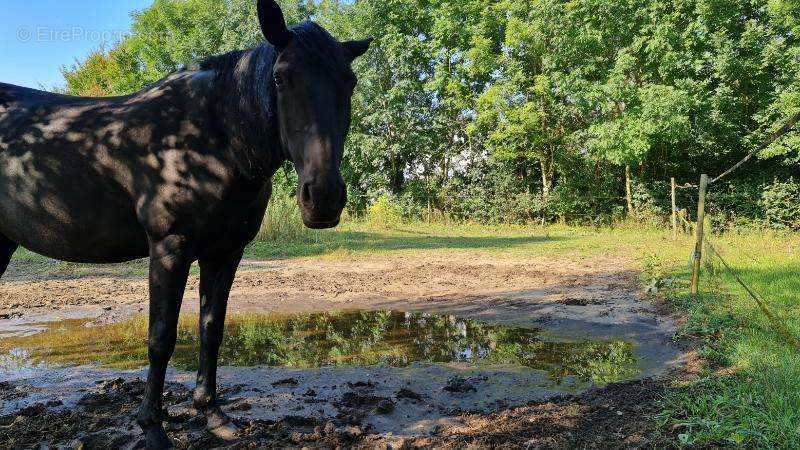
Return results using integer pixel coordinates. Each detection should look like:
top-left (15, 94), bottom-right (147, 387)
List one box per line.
top-left (440, 163), bottom-right (544, 224)
top-left (706, 179), bottom-right (764, 230)
top-left (547, 158), bottom-right (623, 225)
top-left (396, 180), bottom-right (437, 220)
top-left (630, 180), bottom-right (667, 226)
top-left (256, 195), bottom-right (310, 242)
top-left (367, 195), bottom-right (404, 228)
top-left (760, 177), bottom-right (800, 230)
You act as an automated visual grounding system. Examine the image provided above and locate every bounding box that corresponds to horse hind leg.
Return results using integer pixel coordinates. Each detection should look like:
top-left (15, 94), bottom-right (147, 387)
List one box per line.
top-left (0, 233), bottom-right (18, 280)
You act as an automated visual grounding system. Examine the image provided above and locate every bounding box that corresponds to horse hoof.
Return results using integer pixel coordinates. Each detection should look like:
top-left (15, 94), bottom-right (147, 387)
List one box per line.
top-left (210, 422), bottom-right (240, 441)
top-left (204, 407), bottom-right (239, 441)
top-left (145, 427), bottom-right (174, 450)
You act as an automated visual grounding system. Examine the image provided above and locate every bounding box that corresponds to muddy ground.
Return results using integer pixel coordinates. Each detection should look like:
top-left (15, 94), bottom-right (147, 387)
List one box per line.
top-left (0, 251), bottom-right (689, 449)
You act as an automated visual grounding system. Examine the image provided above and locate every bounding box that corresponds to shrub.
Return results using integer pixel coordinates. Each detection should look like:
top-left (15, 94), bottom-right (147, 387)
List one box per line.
top-left (396, 180), bottom-right (438, 221)
top-left (630, 180), bottom-right (667, 227)
top-left (706, 179), bottom-right (764, 231)
top-left (367, 195), bottom-right (404, 228)
top-left (440, 163), bottom-right (543, 224)
top-left (760, 177), bottom-right (800, 230)
top-left (256, 195), bottom-right (310, 242)
top-left (547, 159), bottom-right (623, 225)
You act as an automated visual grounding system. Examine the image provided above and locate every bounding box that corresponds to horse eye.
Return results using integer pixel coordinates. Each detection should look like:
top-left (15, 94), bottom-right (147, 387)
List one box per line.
top-left (274, 74), bottom-right (284, 87)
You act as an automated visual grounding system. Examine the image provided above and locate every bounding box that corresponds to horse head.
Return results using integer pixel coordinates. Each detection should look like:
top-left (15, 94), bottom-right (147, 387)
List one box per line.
top-left (258, 0), bottom-right (372, 229)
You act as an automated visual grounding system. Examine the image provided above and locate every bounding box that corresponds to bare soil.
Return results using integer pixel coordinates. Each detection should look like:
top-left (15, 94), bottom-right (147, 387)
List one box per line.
top-left (1, 252), bottom-right (636, 318)
top-left (0, 251), bottom-right (688, 449)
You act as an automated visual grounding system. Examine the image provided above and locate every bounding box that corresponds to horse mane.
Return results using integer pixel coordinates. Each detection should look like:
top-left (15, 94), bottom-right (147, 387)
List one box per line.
top-left (200, 44), bottom-right (278, 121)
top-left (192, 45), bottom-right (280, 177)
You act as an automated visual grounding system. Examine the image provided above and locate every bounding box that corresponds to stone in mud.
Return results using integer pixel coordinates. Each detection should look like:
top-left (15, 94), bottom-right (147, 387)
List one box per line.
top-left (395, 388), bottom-right (423, 401)
top-left (347, 381), bottom-right (377, 389)
top-left (443, 377), bottom-right (477, 394)
top-left (374, 398), bottom-right (396, 415)
top-left (229, 401), bottom-right (253, 412)
top-left (339, 425), bottom-right (364, 440)
top-left (99, 378), bottom-right (125, 391)
top-left (303, 389), bottom-right (318, 397)
top-left (338, 392), bottom-right (396, 415)
top-left (560, 297), bottom-right (607, 306)
top-left (290, 431), bottom-right (305, 444)
top-left (272, 378), bottom-right (300, 388)
top-left (282, 415), bottom-right (318, 427)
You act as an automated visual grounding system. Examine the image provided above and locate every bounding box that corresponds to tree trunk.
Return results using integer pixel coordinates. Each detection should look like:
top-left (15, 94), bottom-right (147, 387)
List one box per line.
top-left (540, 159), bottom-right (552, 201)
top-left (540, 148), bottom-right (555, 225)
top-left (625, 165), bottom-right (635, 219)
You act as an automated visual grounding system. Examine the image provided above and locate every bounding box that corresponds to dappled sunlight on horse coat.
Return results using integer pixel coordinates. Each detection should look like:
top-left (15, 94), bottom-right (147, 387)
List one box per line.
top-left (0, 1), bottom-right (371, 448)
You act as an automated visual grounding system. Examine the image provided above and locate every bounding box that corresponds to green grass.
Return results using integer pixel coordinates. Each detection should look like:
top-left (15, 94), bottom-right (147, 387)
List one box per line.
top-left (653, 231), bottom-right (800, 449)
top-left (246, 212), bottom-right (677, 260)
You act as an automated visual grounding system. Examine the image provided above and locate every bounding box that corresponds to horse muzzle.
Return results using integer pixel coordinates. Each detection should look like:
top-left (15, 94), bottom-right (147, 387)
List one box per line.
top-left (298, 179), bottom-right (347, 229)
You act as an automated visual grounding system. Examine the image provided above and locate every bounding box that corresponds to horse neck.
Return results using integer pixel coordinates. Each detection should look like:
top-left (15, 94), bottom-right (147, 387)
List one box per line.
top-left (209, 45), bottom-right (285, 180)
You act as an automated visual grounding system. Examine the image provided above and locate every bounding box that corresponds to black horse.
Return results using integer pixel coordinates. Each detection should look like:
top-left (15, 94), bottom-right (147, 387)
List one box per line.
top-left (0, 1), bottom-right (371, 447)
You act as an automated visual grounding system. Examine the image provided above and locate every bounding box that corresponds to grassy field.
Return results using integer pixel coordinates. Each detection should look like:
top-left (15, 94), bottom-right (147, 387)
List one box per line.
top-left (8, 214), bottom-right (800, 448)
top-left (654, 231), bottom-right (800, 448)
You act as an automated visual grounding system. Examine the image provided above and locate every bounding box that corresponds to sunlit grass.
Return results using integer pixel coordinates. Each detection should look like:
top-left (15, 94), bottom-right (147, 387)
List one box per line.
top-left (652, 230), bottom-right (800, 448)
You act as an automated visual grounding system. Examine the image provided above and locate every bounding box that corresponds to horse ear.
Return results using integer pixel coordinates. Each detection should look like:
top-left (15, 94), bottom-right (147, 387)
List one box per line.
top-left (343, 38), bottom-right (374, 60)
top-left (258, 0), bottom-right (292, 50)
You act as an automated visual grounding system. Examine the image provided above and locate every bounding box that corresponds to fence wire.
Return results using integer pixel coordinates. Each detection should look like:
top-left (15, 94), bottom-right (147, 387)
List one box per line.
top-left (710, 111), bottom-right (800, 185)
top-left (702, 236), bottom-right (800, 351)
top-left (669, 112), bottom-right (800, 350)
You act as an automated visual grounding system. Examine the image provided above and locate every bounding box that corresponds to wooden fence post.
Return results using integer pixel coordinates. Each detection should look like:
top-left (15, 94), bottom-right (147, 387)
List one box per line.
top-left (691, 174), bottom-right (709, 296)
top-left (671, 177), bottom-right (677, 241)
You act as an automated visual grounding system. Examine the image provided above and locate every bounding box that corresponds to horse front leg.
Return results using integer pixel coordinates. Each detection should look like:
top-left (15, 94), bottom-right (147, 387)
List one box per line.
top-left (193, 250), bottom-right (244, 440)
top-left (0, 233), bottom-right (18, 279)
top-left (137, 235), bottom-right (194, 450)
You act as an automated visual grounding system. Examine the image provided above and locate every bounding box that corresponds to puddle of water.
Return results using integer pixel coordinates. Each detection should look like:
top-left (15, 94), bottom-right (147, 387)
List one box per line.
top-left (0, 311), bottom-right (641, 384)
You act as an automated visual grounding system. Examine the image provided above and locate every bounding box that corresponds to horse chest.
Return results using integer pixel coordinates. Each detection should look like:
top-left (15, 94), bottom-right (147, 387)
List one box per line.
top-left (138, 175), bottom-right (271, 256)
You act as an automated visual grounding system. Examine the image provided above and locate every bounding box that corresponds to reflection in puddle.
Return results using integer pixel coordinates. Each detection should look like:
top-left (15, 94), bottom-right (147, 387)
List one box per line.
top-left (0, 311), bottom-right (640, 384)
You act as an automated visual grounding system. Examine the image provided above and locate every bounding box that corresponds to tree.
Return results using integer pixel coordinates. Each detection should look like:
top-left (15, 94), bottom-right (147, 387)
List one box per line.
top-left (60, 0), bottom-right (800, 224)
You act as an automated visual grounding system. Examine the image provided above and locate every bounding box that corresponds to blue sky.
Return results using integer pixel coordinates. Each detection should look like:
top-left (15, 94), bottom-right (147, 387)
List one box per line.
top-left (0, 0), bottom-right (153, 90)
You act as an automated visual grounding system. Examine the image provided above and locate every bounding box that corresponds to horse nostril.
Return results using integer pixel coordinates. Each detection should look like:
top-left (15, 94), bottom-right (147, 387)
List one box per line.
top-left (301, 183), bottom-right (312, 205)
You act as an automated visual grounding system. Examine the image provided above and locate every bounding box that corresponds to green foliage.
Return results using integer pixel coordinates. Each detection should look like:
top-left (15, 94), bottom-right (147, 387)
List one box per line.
top-left (256, 194), bottom-right (312, 243)
top-left (630, 180), bottom-right (668, 226)
top-left (60, 0), bottom-right (800, 227)
top-left (441, 162), bottom-right (544, 225)
top-left (656, 231), bottom-right (800, 448)
top-left (366, 195), bottom-right (404, 228)
top-left (760, 178), bottom-right (800, 230)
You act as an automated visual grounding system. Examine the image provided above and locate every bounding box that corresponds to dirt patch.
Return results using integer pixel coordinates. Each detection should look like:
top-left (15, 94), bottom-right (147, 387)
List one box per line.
top-left (403, 379), bottom-right (670, 449)
top-left (0, 253), bottom-right (629, 317)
